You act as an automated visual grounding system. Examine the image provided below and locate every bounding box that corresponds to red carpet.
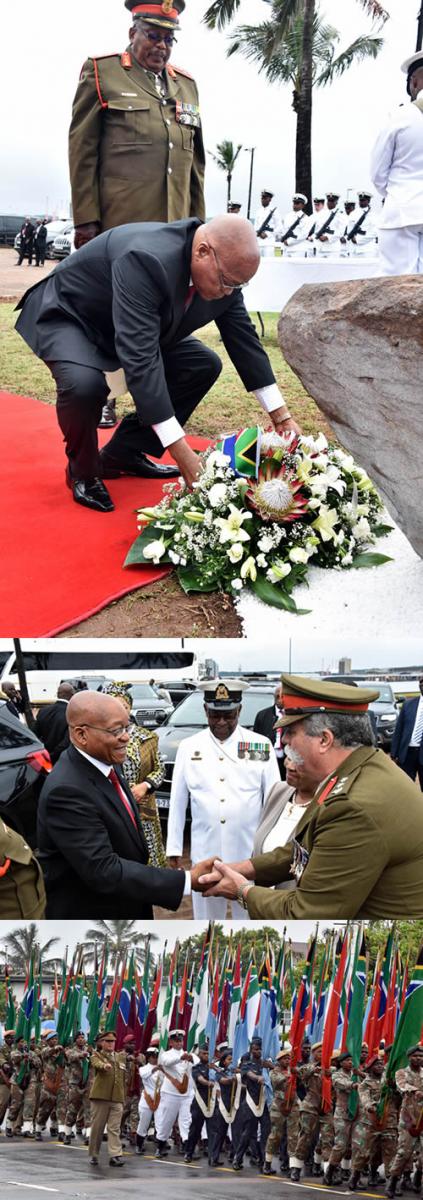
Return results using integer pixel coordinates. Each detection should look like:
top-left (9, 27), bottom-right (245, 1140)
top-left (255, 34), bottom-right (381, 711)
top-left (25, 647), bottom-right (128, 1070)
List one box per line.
top-left (0, 392), bottom-right (209, 635)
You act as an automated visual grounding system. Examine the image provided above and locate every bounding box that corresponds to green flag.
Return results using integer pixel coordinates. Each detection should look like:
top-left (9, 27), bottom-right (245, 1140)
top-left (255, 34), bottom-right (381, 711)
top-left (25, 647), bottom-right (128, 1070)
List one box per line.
top-left (346, 927), bottom-right (367, 1118)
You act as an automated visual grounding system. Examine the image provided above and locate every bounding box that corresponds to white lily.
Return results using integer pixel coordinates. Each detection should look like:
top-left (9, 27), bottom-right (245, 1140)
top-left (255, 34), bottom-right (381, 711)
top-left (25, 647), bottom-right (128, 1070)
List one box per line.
top-left (240, 556), bottom-right (257, 581)
top-left (289, 546), bottom-right (309, 564)
top-left (215, 505), bottom-right (252, 544)
top-left (266, 560), bottom-right (292, 583)
top-left (311, 506), bottom-right (340, 543)
top-left (227, 542), bottom-right (244, 564)
top-left (143, 538), bottom-right (167, 563)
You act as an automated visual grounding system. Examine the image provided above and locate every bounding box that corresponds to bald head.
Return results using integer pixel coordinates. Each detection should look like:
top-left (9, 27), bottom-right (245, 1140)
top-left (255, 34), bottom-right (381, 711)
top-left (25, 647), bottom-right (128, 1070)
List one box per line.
top-left (191, 215), bottom-right (260, 301)
top-left (67, 691), bottom-right (131, 766)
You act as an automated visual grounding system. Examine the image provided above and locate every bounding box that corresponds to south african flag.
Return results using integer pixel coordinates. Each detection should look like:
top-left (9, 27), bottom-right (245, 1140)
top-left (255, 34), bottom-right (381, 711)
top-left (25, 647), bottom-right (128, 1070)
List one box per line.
top-left (217, 426), bottom-right (261, 479)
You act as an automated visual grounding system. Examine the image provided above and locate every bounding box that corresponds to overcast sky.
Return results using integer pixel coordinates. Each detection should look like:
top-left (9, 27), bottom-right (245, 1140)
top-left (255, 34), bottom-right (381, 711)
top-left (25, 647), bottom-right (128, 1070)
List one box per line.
top-left (0, 919), bottom-right (333, 958)
top-left (0, 0), bottom-right (416, 218)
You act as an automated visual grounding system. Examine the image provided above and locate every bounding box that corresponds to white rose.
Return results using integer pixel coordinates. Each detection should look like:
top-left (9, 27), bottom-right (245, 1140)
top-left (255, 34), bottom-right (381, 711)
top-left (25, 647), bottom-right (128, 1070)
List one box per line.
top-left (256, 554), bottom-right (268, 568)
top-left (231, 578), bottom-right (243, 590)
top-left (352, 517), bottom-right (371, 540)
top-left (208, 483), bottom-right (228, 508)
top-left (168, 550), bottom-right (181, 564)
top-left (289, 547), bottom-right (309, 564)
top-left (258, 534), bottom-right (274, 552)
top-left (227, 542), bottom-right (244, 564)
top-left (143, 538), bottom-right (167, 563)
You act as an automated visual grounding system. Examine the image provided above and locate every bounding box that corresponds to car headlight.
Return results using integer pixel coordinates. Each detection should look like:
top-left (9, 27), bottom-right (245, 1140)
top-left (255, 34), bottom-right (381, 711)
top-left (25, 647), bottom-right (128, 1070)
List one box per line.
top-left (378, 714), bottom-right (396, 723)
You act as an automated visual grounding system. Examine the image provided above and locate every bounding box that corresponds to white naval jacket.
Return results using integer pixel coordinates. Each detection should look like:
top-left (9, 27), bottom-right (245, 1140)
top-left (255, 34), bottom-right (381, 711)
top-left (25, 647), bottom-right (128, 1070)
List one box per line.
top-left (158, 1048), bottom-right (198, 1096)
top-left (278, 209), bottom-right (314, 245)
top-left (371, 102), bottom-right (423, 228)
top-left (166, 724), bottom-right (280, 862)
top-left (139, 1061), bottom-right (163, 1098)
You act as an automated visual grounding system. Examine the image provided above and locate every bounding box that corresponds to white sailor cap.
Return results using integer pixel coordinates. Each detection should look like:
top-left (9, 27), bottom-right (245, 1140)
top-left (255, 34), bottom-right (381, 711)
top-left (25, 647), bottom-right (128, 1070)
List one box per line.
top-left (401, 52), bottom-right (423, 74)
top-left (293, 193), bottom-right (307, 203)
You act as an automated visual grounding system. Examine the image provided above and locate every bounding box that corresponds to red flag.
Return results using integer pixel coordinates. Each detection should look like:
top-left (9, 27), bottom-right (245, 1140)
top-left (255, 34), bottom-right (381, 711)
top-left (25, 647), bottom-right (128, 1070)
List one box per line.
top-left (321, 932), bottom-right (350, 1111)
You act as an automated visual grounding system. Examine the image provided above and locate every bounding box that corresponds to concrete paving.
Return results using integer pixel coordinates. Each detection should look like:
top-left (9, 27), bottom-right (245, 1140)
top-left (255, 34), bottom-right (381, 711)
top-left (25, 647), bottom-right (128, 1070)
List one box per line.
top-left (0, 1136), bottom-right (381, 1200)
top-left (0, 246), bottom-right (54, 299)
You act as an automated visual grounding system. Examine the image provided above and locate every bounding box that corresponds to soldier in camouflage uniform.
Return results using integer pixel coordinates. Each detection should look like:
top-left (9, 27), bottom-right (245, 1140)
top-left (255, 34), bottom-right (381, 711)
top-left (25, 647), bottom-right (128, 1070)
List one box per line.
top-left (121, 1033), bottom-right (143, 1144)
top-left (0, 1031), bottom-right (14, 1131)
top-left (326, 1052), bottom-right (360, 1184)
top-left (263, 1047), bottom-right (300, 1175)
top-left (6, 1037), bottom-right (41, 1137)
top-left (35, 1033), bottom-right (66, 1139)
top-left (291, 1043), bottom-right (333, 1180)
top-left (386, 1046), bottom-right (423, 1198)
top-left (63, 1033), bottom-right (93, 1145)
top-left (349, 1056), bottom-right (398, 1190)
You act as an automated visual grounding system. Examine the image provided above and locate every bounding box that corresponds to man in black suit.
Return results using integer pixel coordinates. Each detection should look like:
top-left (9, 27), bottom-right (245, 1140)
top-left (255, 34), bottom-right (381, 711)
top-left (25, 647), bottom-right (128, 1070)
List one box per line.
top-left (15, 215), bottom-right (299, 512)
top-left (391, 678), bottom-right (423, 789)
top-left (253, 685), bottom-right (285, 778)
top-left (34, 682), bottom-right (75, 763)
top-left (37, 691), bottom-right (210, 917)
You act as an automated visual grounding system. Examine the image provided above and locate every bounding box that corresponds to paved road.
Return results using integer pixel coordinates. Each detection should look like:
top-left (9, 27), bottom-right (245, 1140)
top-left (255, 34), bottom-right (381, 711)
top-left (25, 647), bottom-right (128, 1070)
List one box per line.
top-left (0, 247), bottom-right (54, 299)
top-left (0, 1136), bottom-right (380, 1200)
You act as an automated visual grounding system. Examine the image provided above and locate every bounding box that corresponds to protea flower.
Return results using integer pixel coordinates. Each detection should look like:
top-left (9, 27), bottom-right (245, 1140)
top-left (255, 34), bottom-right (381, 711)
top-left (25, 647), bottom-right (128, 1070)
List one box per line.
top-left (247, 466), bottom-right (309, 523)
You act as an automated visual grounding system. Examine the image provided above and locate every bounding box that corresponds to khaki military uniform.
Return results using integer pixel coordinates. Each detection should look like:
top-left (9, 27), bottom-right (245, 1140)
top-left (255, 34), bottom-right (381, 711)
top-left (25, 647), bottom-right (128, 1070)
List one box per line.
top-left (88, 1050), bottom-right (126, 1160)
top-left (122, 1051), bottom-right (142, 1136)
top-left (293, 1063), bottom-right (333, 1168)
top-left (7, 1048), bottom-right (41, 1133)
top-left (36, 1046), bottom-right (66, 1132)
top-left (69, 51), bottom-right (205, 231)
top-left (0, 820), bottom-right (46, 918)
top-left (0, 1043), bottom-right (12, 1126)
top-left (64, 1046), bottom-right (93, 1134)
top-left (389, 1066), bottom-right (423, 1177)
top-left (247, 747), bottom-right (423, 918)
top-left (266, 1065), bottom-right (300, 1161)
top-left (351, 1072), bottom-right (398, 1175)
top-left (328, 1069), bottom-right (358, 1167)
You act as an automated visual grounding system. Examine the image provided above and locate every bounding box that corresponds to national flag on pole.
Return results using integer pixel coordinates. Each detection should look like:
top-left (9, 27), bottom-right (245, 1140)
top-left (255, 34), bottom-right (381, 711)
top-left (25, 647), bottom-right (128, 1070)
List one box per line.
top-left (378, 945), bottom-right (423, 1121)
top-left (141, 958), bottom-right (163, 1052)
top-left (228, 942), bottom-right (242, 1049)
top-left (187, 925), bottom-right (213, 1052)
top-left (116, 952), bottom-right (137, 1048)
top-left (160, 942), bottom-right (179, 1050)
top-left (321, 930), bottom-right (350, 1111)
top-left (286, 933), bottom-right (318, 1109)
top-left (346, 927), bottom-right (367, 1118)
top-left (5, 963), bottom-right (15, 1031)
top-left (205, 956), bottom-right (220, 1059)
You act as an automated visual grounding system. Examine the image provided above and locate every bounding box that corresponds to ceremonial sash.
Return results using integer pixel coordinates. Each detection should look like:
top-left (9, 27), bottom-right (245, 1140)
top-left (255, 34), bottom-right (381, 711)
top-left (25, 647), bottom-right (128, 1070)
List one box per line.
top-left (143, 1079), bottom-right (162, 1112)
top-left (161, 1067), bottom-right (188, 1094)
top-left (218, 1074), bottom-right (242, 1124)
top-left (193, 1081), bottom-right (218, 1119)
top-left (246, 1082), bottom-right (266, 1119)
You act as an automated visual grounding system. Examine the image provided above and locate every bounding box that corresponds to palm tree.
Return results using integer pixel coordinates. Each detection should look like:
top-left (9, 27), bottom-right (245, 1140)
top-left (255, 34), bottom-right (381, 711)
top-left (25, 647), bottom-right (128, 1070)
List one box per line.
top-left (209, 139), bottom-right (243, 208)
top-left (203, 0), bottom-right (389, 207)
top-left (83, 920), bottom-right (158, 969)
top-left (0, 923), bottom-right (60, 972)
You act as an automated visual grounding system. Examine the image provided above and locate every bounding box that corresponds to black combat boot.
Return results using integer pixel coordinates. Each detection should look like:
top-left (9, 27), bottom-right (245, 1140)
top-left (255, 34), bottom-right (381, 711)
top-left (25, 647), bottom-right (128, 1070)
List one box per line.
top-left (403, 1174), bottom-right (414, 1193)
top-left (326, 1163), bottom-right (338, 1185)
top-left (348, 1170), bottom-right (361, 1191)
top-left (290, 1167), bottom-right (301, 1181)
top-left (262, 1163), bottom-right (277, 1175)
top-left (413, 1169), bottom-right (422, 1194)
top-left (136, 1135), bottom-right (145, 1155)
top-left (386, 1175), bottom-right (401, 1198)
top-left (63, 1134), bottom-right (72, 1146)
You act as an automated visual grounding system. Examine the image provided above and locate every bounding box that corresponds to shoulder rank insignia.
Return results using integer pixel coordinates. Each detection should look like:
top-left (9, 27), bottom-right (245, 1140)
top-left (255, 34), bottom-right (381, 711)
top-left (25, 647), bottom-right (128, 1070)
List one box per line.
top-left (121, 51), bottom-right (132, 68)
top-left (170, 64), bottom-right (195, 80)
top-left (316, 776), bottom-right (339, 806)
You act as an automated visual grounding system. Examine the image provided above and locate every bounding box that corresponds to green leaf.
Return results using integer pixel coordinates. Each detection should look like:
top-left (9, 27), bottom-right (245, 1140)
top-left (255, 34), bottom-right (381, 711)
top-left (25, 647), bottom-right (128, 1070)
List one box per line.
top-left (372, 523), bottom-right (393, 537)
top-left (351, 552), bottom-right (393, 568)
top-left (177, 565), bottom-right (219, 594)
top-left (123, 526), bottom-right (171, 567)
top-left (250, 575), bottom-right (311, 613)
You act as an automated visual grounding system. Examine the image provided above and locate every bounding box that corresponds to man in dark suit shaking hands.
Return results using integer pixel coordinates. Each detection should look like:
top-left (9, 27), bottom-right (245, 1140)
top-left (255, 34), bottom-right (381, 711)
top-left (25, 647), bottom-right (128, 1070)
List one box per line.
top-left (15, 215), bottom-right (299, 512)
top-left (37, 691), bottom-right (208, 917)
top-left (391, 677), bottom-right (423, 789)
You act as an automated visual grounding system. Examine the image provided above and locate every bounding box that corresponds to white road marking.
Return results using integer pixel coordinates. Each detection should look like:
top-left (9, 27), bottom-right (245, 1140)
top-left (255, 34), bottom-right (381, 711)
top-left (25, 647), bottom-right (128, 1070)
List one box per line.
top-left (6, 1185), bottom-right (60, 1194)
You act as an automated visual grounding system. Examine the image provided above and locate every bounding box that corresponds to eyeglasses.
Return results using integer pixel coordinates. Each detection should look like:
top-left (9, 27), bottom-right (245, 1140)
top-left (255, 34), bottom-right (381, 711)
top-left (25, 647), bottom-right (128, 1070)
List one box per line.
top-left (140, 26), bottom-right (177, 47)
top-left (209, 244), bottom-right (248, 292)
top-left (71, 723), bottom-right (131, 738)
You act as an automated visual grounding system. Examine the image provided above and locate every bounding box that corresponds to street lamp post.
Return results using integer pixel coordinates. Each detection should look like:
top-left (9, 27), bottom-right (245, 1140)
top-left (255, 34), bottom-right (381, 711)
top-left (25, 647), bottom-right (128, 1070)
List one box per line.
top-left (245, 147), bottom-right (256, 220)
top-left (417, 4), bottom-right (423, 51)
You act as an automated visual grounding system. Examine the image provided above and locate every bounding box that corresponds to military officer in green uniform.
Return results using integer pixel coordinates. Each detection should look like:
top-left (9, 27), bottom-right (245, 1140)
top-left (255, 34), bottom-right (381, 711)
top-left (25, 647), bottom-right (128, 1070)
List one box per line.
top-left (69, 0), bottom-right (205, 248)
top-left (0, 1030), bottom-right (14, 1132)
top-left (198, 676), bottom-right (423, 918)
top-left (0, 819), bottom-right (46, 918)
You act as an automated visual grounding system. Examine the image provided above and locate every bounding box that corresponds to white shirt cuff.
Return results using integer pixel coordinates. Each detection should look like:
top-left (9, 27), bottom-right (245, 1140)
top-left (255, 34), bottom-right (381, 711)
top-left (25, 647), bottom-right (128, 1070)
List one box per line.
top-left (183, 871), bottom-right (192, 896)
top-left (254, 383), bottom-right (287, 414)
top-left (152, 416), bottom-right (185, 448)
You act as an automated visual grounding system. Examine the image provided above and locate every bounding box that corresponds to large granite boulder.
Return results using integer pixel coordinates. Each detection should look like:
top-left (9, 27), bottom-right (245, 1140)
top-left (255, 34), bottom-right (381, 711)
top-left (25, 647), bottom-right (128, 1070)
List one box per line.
top-left (278, 275), bottom-right (423, 557)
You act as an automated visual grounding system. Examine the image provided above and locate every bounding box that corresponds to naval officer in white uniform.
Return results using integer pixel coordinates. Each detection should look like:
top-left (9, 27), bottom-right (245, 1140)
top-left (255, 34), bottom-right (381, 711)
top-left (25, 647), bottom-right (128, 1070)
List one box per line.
top-left (166, 679), bottom-right (280, 918)
top-left (254, 189), bottom-right (282, 255)
top-left (277, 193), bottom-right (313, 255)
top-left (155, 1030), bottom-right (198, 1157)
top-left (371, 51), bottom-right (423, 274)
top-left (136, 1046), bottom-right (163, 1153)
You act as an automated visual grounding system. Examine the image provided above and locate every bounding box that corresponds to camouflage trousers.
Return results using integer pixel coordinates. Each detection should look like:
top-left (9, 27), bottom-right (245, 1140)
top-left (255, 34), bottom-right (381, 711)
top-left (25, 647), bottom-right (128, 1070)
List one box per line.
top-left (329, 1115), bottom-right (356, 1166)
top-left (295, 1109), bottom-right (334, 1165)
top-left (36, 1083), bottom-right (68, 1132)
top-left (0, 1082), bottom-right (11, 1125)
top-left (266, 1103), bottom-right (300, 1158)
top-left (65, 1085), bottom-right (92, 1132)
top-left (351, 1117), bottom-right (397, 1174)
top-left (7, 1083), bottom-right (25, 1130)
top-left (122, 1094), bottom-right (140, 1136)
top-left (389, 1124), bottom-right (423, 1177)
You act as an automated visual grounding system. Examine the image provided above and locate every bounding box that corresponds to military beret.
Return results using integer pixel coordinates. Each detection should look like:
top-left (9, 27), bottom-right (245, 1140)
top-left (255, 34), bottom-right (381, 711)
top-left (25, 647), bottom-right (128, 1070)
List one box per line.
top-left (275, 674), bottom-right (380, 728)
top-left (407, 1044), bottom-right (423, 1056)
top-left (367, 1054), bottom-right (383, 1068)
top-left (277, 1048), bottom-right (291, 1060)
top-left (125, 0), bottom-right (184, 28)
top-left (250, 1036), bottom-right (262, 1046)
top-left (338, 1051), bottom-right (353, 1064)
top-left (312, 1041), bottom-right (323, 1051)
top-left (122, 1033), bottom-right (136, 1045)
top-left (199, 678), bottom-right (248, 711)
top-left (46, 1031), bottom-right (58, 1041)
top-left (4, 1030), bottom-right (15, 1038)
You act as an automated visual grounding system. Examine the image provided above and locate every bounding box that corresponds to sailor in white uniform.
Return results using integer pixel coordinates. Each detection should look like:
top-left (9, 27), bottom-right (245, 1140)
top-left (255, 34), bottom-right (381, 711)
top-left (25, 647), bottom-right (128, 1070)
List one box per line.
top-left (371, 51), bottom-right (423, 274)
top-left (166, 679), bottom-right (280, 918)
top-left (136, 1046), bottom-right (163, 1153)
top-left (254, 189), bottom-right (282, 256)
top-left (155, 1030), bottom-right (199, 1157)
top-left (348, 191), bottom-right (379, 255)
top-left (277, 193), bottom-right (313, 256)
top-left (311, 191), bottom-right (345, 255)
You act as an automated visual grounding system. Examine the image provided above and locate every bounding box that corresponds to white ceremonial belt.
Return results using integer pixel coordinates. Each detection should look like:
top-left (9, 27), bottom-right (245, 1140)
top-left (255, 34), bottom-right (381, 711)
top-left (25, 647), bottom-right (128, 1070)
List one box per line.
top-left (246, 1086), bottom-right (266, 1118)
top-left (218, 1075), bottom-right (242, 1124)
top-left (193, 1082), bottom-right (218, 1119)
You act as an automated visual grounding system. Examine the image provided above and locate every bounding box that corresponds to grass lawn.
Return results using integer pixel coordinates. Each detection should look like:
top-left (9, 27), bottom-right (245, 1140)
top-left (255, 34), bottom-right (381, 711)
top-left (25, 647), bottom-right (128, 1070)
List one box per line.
top-left (0, 303), bottom-right (333, 440)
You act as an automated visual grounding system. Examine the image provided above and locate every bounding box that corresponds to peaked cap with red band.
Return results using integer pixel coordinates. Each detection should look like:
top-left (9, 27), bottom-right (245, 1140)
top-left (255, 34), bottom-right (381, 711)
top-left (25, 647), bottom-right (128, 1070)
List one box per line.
top-left (275, 674), bottom-right (379, 729)
top-left (125, 0), bottom-right (185, 28)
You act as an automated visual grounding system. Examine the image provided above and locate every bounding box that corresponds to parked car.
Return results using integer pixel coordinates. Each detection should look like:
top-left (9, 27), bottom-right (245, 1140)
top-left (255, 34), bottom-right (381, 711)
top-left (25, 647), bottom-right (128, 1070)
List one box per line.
top-left (0, 702), bottom-right (52, 846)
top-left (14, 220), bottom-right (72, 260)
top-left (127, 683), bottom-right (174, 729)
top-left (322, 676), bottom-right (398, 751)
top-left (52, 227), bottom-right (75, 258)
top-left (156, 685), bottom-right (275, 811)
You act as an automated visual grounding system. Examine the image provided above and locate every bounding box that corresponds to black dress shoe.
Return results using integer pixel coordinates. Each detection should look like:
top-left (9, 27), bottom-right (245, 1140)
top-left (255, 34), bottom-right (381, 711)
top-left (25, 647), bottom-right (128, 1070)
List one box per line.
top-left (109, 1156), bottom-right (124, 1167)
top-left (89, 1156), bottom-right (98, 1166)
top-left (100, 450), bottom-right (181, 480)
top-left (98, 402), bottom-right (117, 428)
top-left (66, 469), bottom-right (115, 513)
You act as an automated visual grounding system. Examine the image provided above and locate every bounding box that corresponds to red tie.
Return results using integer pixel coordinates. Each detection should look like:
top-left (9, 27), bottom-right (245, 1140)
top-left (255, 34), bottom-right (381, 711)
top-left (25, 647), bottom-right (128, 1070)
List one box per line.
top-left (109, 767), bottom-right (137, 829)
top-left (184, 284), bottom-right (196, 311)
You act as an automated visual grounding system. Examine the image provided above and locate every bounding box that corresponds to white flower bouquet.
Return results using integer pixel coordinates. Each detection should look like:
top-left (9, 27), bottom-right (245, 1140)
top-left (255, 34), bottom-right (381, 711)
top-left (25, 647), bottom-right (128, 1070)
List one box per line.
top-left (124, 427), bottom-right (392, 612)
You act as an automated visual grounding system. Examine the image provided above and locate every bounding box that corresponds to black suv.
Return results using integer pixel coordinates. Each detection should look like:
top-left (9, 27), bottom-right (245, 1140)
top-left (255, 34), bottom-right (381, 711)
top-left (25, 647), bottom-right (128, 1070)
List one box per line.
top-left (0, 702), bottom-right (51, 845)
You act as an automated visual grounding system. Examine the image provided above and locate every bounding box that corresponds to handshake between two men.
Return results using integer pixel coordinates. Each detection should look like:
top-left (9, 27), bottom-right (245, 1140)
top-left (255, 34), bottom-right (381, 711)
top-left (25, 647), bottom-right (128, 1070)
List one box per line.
top-left (190, 858), bottom-right (254, 910)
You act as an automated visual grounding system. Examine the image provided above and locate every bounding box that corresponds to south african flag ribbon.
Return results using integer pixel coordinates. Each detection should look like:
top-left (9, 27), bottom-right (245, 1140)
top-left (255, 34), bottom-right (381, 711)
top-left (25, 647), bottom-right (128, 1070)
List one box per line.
top-left (217, 426), bottom-right (261, 479)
